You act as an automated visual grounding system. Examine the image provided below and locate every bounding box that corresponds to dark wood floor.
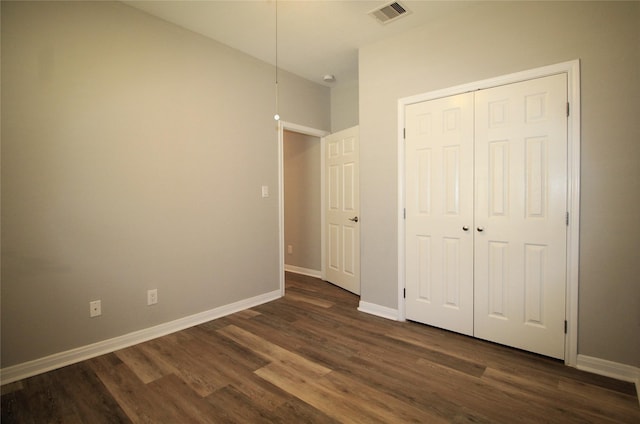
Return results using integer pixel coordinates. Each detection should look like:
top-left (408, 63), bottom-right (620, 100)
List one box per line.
top-left (2, 272), bottom-right (639, 423)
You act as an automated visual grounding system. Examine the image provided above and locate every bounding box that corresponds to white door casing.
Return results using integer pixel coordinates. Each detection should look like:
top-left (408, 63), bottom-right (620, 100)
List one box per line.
top-left (404, 93), bottom-right (475, 335)
top-left (402, 70), bottom-right (573, 360)
top-left (473, 74), bottom-right (568, 359)
top-left (324, 126), bottom-right (360, 294)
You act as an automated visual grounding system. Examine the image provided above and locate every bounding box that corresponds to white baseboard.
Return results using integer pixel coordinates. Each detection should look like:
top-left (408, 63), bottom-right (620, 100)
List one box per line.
top-left (357, 301), bottom-right (399, 321)
top-left (284, 264), bottom-right (322, 279)
top-left (577, 354), bottom-right (640, 404)
top-left (0, 289), bottom-right (281, 385)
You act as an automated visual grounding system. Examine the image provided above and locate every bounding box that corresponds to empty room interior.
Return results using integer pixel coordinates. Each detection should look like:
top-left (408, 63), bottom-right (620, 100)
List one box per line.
top-left (1, 1), bottom-right (639, 422)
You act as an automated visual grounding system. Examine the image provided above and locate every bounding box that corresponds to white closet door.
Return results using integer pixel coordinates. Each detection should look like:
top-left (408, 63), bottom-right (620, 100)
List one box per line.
top-left (474, 74), bottom-right (568, 359)
top-left (405, 93), bottom-right (475, 335)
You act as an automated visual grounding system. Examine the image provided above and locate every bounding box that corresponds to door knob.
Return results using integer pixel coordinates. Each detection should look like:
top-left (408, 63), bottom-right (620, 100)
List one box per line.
top-left (477, 227), bottom-right (485, 232)
top-left (349, 216), bottom-right (359, 223)
top-left (462, 226), bottom-right (469, 231)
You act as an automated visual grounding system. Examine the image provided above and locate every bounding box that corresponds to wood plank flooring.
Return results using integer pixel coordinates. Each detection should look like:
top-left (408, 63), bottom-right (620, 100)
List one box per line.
top-left (2, 272), bottom-right (639, 423)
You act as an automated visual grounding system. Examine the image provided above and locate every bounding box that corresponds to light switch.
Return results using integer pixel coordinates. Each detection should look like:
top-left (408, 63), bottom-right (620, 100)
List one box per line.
top-left (262, 185), bottom-right (269, 198)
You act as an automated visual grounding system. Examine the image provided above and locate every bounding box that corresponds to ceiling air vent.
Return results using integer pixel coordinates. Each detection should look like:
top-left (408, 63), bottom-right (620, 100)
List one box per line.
top-left (368, 1), bottom-right (411, 24)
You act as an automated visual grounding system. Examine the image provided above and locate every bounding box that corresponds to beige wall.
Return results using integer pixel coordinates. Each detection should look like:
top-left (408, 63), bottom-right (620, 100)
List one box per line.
top-left (359, 1), bottom-right (640, 367)
top-left (331, 79), bottom-right (359, 132)
top-left (0, 1), bottom-right (329, 367)
top-left (283, 131), bottom-right (321, 272)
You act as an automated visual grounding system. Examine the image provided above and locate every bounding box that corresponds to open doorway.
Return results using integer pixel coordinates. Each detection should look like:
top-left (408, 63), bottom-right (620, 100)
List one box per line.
top-left (283, 130), bottom-right (322, 277)
top-left (277, 122), bottom-right (329, 295)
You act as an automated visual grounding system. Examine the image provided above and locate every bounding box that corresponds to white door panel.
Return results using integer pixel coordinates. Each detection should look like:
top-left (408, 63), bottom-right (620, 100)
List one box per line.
top-left (474, 74), bottom-right (568, 359)
top-left (324, 126), bottom-right (360, 294)
top-left (405, 93), bottom-right (474, 335)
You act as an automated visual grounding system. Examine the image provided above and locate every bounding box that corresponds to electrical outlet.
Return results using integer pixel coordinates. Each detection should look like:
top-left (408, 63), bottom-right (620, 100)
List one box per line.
top-left (147, 289), bottom-right (158, 306)
top-left (89, 300), bottom-right (101, 317)
top-left (287, 244), bottom-right (293, 254)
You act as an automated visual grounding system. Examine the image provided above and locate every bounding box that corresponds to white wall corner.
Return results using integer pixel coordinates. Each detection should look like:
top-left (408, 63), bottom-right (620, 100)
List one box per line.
top-left (357, 301), bottom-right (400, 321)
top-left (0, 289), bottom-right (281, 386)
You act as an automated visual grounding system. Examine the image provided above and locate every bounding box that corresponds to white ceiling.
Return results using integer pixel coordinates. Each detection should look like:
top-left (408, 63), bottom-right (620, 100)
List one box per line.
top-left (123, 1), bottom-right (474, 87)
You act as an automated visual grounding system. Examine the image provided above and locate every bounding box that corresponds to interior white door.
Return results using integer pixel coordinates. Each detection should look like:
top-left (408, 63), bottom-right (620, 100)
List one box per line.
top-left (474, 74), bottom-right (568, 359)
top-left (404, 93), bottom-right (475, 335)
top-left (324, 126), bottom-right (360, 294)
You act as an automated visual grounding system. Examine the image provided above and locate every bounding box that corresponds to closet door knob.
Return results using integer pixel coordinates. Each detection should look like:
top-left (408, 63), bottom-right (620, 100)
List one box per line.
top-left (462, 226), bottom-right (469, 231)
top-left (477, 227), bottom-right (485, 232)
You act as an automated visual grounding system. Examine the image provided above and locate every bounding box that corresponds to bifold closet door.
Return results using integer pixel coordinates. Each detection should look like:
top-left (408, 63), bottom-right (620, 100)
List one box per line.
top-left (473, 74), bottom-right (568, 359)
top-left (405, 74), bottom-right (568, 359)
top-left (404, 93), bottom-right (475, 336)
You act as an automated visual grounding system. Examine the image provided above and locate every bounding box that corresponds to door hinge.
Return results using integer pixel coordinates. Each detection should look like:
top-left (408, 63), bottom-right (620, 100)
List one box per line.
top-left (403, 208), bottom-right (406, 219)
top-left (567, 102), bottom-right (570, 117)
top-left (566, 212), bottom-right (569, 226)
top-left (403, 128), bottom-right (406, 139)
top-left (564, 320), bottom-right (568, 334)
top-left (403, 288), bottom-right (406, 299)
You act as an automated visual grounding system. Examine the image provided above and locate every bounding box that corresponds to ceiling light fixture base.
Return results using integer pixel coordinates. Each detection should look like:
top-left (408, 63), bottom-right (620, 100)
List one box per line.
top-left (323, 74), bottom-right (336, 83)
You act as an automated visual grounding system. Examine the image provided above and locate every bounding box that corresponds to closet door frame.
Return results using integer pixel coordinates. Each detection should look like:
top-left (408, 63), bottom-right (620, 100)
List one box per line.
top-left (397, 60), bottom-right (581, 366)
